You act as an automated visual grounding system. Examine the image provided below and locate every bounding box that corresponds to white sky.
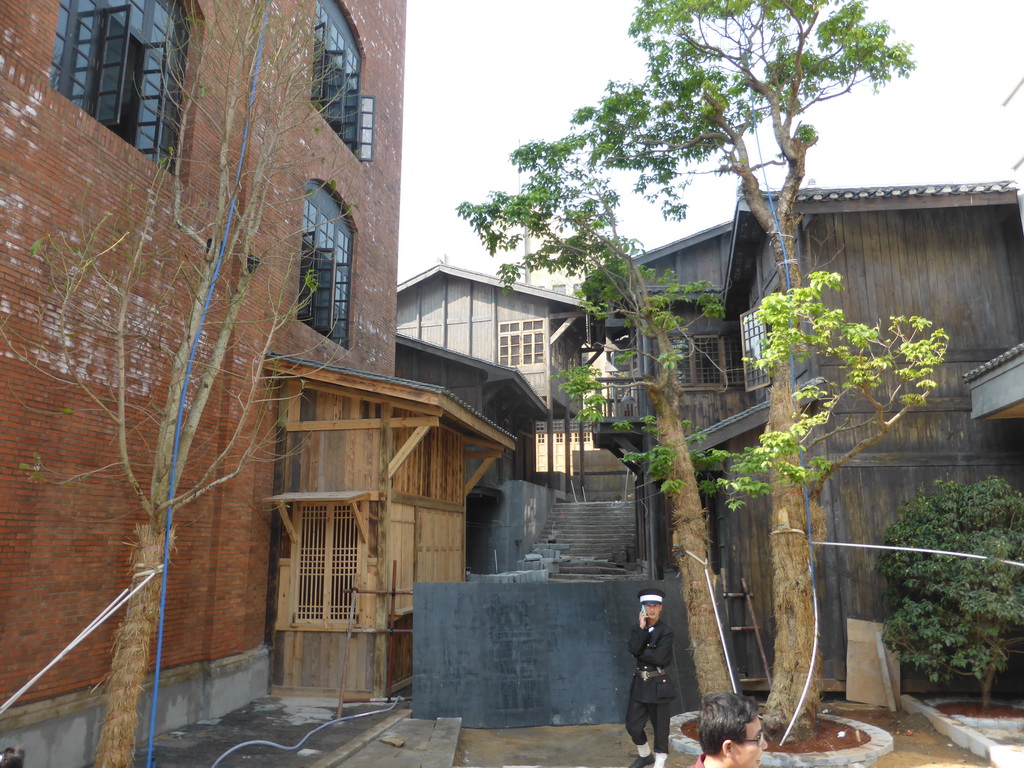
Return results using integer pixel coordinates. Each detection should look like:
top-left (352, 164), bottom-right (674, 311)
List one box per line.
top-left (396, 0), bottom-right (1024, 282)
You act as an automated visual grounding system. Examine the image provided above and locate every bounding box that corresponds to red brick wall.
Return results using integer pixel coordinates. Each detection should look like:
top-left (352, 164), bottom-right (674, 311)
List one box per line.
top-left (0, 0), bottom-right (405, 705)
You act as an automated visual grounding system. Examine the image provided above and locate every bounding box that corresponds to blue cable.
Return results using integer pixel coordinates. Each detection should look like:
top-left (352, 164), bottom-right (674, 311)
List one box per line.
top-left (746, 52), bottom-right (821, 741)
top-left (144, 4), bottom-right (272, 766)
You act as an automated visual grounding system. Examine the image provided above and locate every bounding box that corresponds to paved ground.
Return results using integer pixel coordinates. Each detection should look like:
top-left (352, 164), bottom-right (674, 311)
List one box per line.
top-left (127, 695), bottom-right (995, 768)
top-left (131, 697), bottom-right (416, 768)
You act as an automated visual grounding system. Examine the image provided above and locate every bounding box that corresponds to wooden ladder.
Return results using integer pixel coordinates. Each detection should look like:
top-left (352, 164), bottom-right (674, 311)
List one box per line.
top-left (725, 577), bottom-right (772, 687)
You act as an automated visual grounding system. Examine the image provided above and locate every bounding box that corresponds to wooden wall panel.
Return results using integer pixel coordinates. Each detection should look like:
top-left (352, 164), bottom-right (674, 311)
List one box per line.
top-left (417, 507), bottom-right (465, 583)
top-left (419, 279), bottom-right (446, 326)
top-left (273, 630), bottom-right (374, 694)
top-left (390, 501), bottom-right (416, 613)
top-left (446, 321), bottom-right (471, 355)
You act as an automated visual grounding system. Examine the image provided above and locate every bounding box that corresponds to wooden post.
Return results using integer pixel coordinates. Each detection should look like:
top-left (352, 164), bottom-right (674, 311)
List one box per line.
top-left (336, 588), bottom-right (357, 717)
top-left (374, 403), bottom-right (393, 698)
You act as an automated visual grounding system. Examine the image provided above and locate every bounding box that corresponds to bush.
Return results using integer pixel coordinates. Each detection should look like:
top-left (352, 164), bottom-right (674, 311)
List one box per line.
top-left (876, 477), bottom-right (1024, 707)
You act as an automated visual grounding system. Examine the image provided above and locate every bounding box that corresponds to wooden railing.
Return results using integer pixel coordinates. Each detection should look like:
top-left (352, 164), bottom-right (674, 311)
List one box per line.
top-left (597, 376), bottom-right (645, 419)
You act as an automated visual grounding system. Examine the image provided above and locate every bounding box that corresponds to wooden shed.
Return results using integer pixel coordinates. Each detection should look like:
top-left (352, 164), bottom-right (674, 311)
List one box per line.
top-left (265, 355), bottom-right (515, 699)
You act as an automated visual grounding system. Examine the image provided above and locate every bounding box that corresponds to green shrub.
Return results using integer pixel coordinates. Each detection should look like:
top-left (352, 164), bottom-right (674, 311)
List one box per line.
top-left (876, 477), bottom-right (1024, 707)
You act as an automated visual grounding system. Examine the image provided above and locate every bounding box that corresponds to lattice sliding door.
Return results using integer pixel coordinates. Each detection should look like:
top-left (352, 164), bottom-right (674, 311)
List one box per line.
top-left (295, 502), bottom-right (359, 624)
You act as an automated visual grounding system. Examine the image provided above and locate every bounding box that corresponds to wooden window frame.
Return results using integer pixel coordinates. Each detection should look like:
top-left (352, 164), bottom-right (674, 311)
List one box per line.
top-left (498, 320), bottom-right (545, 366)
top-left (741, 309), bottom-right (770, 391)
top-left (671, 334), bottom-right (745, 390)
top-left (291, 501), bottom-right (361, 627)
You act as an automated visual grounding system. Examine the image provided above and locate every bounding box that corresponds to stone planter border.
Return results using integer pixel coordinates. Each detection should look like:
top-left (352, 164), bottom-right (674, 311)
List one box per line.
top-left (669, 712), bottom-right (893, 767)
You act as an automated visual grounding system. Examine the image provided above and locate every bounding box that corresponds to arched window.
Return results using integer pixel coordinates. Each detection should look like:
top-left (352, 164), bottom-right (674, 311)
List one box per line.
top-left (298, 182), bottom-right (353, 347)
top-left (312, 0), bottom-right (375, 161)
top-left (50, 0), bottom-right (187, 160)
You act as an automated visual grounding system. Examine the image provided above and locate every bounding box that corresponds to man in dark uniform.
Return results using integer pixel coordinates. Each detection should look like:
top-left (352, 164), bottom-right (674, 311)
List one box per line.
top-left (625, 587), bottom-right (675, 768)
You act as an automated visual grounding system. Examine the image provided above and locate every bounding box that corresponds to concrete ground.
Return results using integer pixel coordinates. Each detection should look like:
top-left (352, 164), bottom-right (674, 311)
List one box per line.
top-left (117, 695), bottom-right (1000, 768)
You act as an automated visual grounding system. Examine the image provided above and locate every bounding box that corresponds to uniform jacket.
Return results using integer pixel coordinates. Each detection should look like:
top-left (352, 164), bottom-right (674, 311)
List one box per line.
top-left (628, 619), bottom-right (676, 703)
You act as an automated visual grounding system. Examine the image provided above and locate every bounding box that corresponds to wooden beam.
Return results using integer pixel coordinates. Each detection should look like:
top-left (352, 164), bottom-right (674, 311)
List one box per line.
top-left (464, 449), bottom-right (503, 459)
top-left (463, 436), bottom-right (509, 452)
top-left (286, 418), bottom-right (381, 432)
top-left (284, 416), bottom-right (439, 433)
top-left (392, 492), bottom-right (464, 513)
top-left (388, 424), bottom-right (431, 478)
top-left (392, 416), bottom-right (439, 428)
top-left (549, 316), bottom-right (577, 345)
top-left (267, 491), bottom-right (381, 503)
top-left (275, 501), bottom-right (298, 541)
top-left (464, 456), bottom-right (497, 495)
top-left (278, 376), bottom-right (446, 417)
top-left (352, 500), bottom-right (370, 543)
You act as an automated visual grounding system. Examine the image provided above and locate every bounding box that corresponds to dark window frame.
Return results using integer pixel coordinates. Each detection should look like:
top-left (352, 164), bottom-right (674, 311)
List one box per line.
top-left (299, 182), bottom-right (353, 347)
top-left (50, 0), bottom-right (186, 161)
top-left (740, 309), bottom-right (770, 391)
top-left (671, 334), bottom-right (745, 390)
top-left (312, 0), bottom-right (375, 160)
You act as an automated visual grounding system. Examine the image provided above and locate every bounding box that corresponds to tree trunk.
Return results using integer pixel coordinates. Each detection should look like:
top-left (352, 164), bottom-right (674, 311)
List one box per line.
top-left (94, 524), bottom-right (170, 768)
top-left (647, 381), bottom-right (732, 695)
top-left (981, 665), bottom-right (996, 710)
top-left (761, 370), bottom-right (820, 741)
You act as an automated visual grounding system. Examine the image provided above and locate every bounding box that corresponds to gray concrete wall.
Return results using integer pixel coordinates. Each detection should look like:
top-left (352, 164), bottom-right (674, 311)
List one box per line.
top-left (0, 645), bottom-right (269, 768)
top-left (412, 579), bottom-right (703, 728)
top-left (467, 481), bottom-right (562, 575)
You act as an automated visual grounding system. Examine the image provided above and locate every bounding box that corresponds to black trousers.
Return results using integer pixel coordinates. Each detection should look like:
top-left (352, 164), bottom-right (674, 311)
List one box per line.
top-left (625, 696), bottom-right (671, 754)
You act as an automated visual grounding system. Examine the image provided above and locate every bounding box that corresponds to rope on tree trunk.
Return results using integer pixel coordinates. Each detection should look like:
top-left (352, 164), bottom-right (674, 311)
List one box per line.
top-left (0, 567), bottom-right (161, 718)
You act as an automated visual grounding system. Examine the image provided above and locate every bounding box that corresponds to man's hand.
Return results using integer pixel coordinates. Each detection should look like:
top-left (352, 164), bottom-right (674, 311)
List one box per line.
top-left (638, 608), bottom-right (648, 629)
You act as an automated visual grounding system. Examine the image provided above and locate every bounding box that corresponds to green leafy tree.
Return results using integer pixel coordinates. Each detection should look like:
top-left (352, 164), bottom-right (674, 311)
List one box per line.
top-left (719, 272), bottom-right (947, 730)
top-left (877, 477), bottom-right (1024, 709)
top-left (460, 146), bottom-right (735, 694)
top-left (462, 0), bottom-right (913, 738)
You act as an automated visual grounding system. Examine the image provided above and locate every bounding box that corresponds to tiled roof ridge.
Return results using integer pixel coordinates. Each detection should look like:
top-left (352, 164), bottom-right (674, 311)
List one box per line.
top-left (796, 180), bottom-right (1018, 202)
top-left (963, 341), bottom-right (1024, 382)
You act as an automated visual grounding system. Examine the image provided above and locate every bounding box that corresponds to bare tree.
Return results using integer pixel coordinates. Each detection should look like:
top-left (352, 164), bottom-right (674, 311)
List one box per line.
top-left (2, 1), bottom-right (351, 764)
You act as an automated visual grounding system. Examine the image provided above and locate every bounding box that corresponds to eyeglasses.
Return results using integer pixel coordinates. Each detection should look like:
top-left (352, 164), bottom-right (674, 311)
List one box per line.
top-left (735, 731), bottom-right (766, 748)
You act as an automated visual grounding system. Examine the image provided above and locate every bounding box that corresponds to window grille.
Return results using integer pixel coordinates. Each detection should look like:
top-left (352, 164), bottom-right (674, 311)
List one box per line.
top-left (299, 182), bottom-right (352, 346)
top-left (669, 335), bottom-right (745, 389)
top-left (296, 502), bottom-right (358, 623)
top-left (313, 0), bottom-right (375, 161)
top-left (498, 320), bottom-right (545, 366)
top-left (741, 308), bottom-right (770, 391)
top-left (51, 0), bottom-right (186, 160)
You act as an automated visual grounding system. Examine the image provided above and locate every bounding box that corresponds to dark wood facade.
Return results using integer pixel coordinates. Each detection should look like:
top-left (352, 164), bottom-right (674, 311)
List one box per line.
top-left (639, 183), bottom-right (1024, 691)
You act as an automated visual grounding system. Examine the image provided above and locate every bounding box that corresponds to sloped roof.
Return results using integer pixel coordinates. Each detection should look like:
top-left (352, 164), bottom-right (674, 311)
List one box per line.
top-left (395, 333), bottom-right (547, 414)
top-left (964, 341), bottom-right (1024, 383)
top-left (265, 353), bottom-right (516, 447)
top-left (398, 263), bottom-right (581, 306)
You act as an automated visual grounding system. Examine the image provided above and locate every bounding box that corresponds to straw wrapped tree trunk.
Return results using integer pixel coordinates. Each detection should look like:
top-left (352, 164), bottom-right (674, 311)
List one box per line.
top-left (94, 526), bottom-right (169, 766)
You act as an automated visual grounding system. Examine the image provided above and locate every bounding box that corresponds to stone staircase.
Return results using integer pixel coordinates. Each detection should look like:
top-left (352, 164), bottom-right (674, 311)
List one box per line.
top-left (521, 500), bottom-right (643, 582)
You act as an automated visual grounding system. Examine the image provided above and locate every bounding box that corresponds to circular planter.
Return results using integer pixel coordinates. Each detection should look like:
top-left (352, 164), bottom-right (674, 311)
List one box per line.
top-left (669, 712), bottom-right (894, 767)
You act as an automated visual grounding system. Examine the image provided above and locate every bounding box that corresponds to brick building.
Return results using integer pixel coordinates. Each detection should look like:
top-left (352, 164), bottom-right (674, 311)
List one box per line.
top-left (0, 0), bottom-right (406, 763)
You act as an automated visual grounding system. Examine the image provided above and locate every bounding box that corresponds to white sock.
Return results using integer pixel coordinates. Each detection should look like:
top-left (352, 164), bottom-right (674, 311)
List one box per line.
top-left (653, 752), bottom-right (668, 768)
top-left (637, 743), bottom-right (652, 758)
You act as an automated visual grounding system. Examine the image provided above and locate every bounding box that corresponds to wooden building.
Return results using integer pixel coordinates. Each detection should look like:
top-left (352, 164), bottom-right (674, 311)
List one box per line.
top-left (623, 181), bottom-right (1024, 691)
top-left (397, 265), bottom-right (597, 483)
top-left (266, 356), bottom-right (515, 698)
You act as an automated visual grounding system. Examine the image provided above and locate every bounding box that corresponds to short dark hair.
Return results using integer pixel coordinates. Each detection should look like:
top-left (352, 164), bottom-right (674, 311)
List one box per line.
top-left (697, 692), bottom-right (760, 755)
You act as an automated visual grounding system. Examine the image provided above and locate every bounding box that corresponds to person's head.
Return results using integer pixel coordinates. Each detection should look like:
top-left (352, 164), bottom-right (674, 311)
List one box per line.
top-left (697, 692), bottom-right (763, 766)
top-left (638, 587), bottom-right (665, 623)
